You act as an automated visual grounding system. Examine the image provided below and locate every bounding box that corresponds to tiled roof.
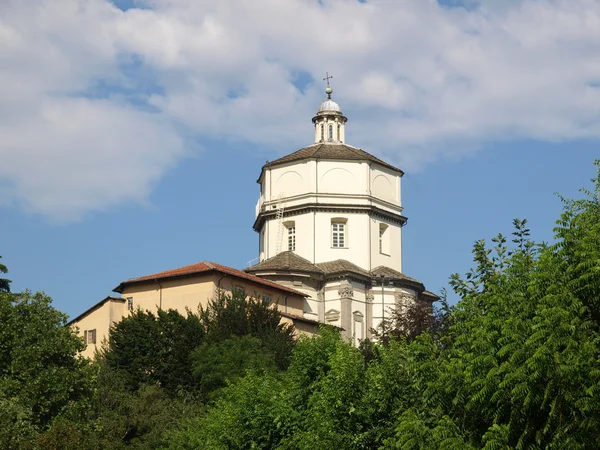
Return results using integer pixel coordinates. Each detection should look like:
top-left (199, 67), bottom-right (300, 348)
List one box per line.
top-left (245, 252), bottom-right (324, 274)
top-left (263, 143), bottom-right (404, 174)
top-left (422, 290), bottom-right (441, 300)
top-left (371, 266), bottom-right (425, 289)
top-left (114, 261), bottom-right (306, 297)
top-left (280, 312), bottom-right (322, 326)
top-left (316, 259), bottom-right (370, 278)
top-left (246, 255), bottom-right (431, 295)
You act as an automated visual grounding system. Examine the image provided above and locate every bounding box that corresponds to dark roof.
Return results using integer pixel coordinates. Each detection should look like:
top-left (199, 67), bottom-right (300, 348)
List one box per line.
top-left (245, 252), bottom-right (324, 274)
top-left (371, 266), bottom-right (425, 290)
top-left (67, 296), bottom-right (125, 326)
top-left (316, 259), bottom-right (370, 278)
top-left (113, 261), bottom-right (306, 297)
top-left (247, 255), bottom-right (429, 292)
top-left (262, 143), bottom-right (404, 175)
top-left (280, 312), bottom-right (322, 326)
top-left (422, 290), bottom-right (441, 300)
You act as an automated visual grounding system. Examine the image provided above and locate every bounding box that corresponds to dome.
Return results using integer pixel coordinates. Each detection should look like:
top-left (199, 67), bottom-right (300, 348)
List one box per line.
top-left (318, 99), bottom-right (342, 113)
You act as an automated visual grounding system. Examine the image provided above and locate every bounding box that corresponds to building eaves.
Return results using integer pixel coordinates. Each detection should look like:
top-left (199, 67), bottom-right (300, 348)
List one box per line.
top-left (280, 312), bottom-right (322, 326)
top-left (316, 259), bottom-right (371, 279)
top-left (257, 143), bottom-right (404, 182)
top-left (245, 251), bottom-right (324, 275)
top-left (113, 260), bottom-right (307, 297)
top-left (371, 266), bottom-right (425, 291)
top-left (422, 290), bottom-right (441, 300)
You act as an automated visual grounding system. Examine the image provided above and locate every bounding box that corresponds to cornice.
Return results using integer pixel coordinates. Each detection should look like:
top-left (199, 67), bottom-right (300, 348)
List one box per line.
top-left (253, 202), bottom-right (407, 231)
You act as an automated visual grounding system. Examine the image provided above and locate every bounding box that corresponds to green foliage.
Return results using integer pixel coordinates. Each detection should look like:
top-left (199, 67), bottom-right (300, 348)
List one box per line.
top-left (199, 289), bottom-right (296, 370)
top-left (6, 162), bottom-right (600, 449)
top-left (0, 392), bottom-right (38, 450)
top-left (166, 162), bottom-right (600, 449)
top-left (0, 255), bottom-right (10, 293)
top-left (103, 308), bottom-right (204, 393)
top-left (0, 291), bottom-right (90, 429)
top-left (373, 293), bottom-right (452, 344)
top-left (88, 367), bottom-right (201, 449)
top-left (192, 335), bottom-right (277, 398)
top-left (165, 372), bottom-right (286, 450)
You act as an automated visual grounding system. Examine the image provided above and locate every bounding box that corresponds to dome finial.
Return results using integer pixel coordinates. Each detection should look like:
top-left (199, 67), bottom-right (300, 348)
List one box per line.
top-left (323, 72), bottom-right (333, 99)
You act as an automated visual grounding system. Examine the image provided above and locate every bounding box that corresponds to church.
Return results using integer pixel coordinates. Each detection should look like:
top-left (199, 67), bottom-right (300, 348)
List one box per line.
top-left (69, 81), bottom-right (438, 357)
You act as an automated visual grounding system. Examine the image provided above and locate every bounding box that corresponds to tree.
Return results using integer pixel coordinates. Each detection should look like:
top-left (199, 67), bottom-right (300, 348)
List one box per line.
top-left (390, 171), bottom-right (600, 449)
top-left (191, 335), bottom-right (277, 399)
top-left (103, 308), bottom-right (204, 394)
top-left (199, 289), bottom-right (296, 370)
top-left (0, 290), bottom-right (91, 448)
top-left (0, 255), bottom-right (11, 293)
top-left (166, 162), bottom-right (600, 450)
top-left (372, 292), bottom-right (452, 344)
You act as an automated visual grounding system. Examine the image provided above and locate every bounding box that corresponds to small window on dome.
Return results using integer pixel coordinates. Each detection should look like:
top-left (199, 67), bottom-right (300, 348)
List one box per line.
top-left (320, 124), bottom-right (324, 142)
top-left (328, 124), bottom-right (333, 140)
top-left (337, 123), bottom-right (341, 141)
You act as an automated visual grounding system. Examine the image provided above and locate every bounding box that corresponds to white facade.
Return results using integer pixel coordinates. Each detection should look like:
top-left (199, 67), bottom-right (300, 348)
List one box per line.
top-left (256, 157), bottom-right (404, 273)
top-left (249, 87), bottom-right (435, 341)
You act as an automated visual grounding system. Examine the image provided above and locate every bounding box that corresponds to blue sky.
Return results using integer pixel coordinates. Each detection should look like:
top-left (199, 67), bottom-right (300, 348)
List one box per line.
top-left (1, 0), bottom-right (599, 318)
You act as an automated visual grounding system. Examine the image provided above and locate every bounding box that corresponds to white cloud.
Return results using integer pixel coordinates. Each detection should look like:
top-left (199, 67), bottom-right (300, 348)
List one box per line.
top-left (1, 0), bottom-right (600, 220)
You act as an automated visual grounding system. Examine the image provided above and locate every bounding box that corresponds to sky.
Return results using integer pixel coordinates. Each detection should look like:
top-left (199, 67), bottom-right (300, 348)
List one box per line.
top-left (1, 0), bottom-right (598, 318)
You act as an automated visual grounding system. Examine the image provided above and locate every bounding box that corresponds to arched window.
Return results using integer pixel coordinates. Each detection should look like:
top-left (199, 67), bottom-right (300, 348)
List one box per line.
top-left (320, 124), bottom-right (324, 141)
top-left (337, 123), bottom-right (341, 141)
top-left (328, 124), bottom-right (333, 140)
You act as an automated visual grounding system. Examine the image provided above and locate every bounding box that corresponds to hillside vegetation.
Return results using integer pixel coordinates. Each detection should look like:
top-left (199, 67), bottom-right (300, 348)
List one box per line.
top-left (1, 161), bottom-right (599, 449)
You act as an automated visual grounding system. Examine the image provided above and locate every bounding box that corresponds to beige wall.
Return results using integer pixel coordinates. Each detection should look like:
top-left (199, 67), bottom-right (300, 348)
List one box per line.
top-left (120, 274), bottom-right (305, 318)
top-left (71, 299), bottom-right (125, 359)
top-left (72, 272), bottom-right (307, 359)
top-left (119, 274), bottom-right (216, 316)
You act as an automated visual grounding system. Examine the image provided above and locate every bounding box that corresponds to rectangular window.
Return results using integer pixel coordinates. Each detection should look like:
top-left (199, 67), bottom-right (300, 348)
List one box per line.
top-left (262, 295), bottom-right (271, 304)
top-left (287, 225), bottom-right (296, 251)
top-left (127, 297), bottom-right (134, 311)
top-left (332, 222), bottom-right (346, 248)
top-left (260, 230), bottom-right (265, 259)
top-left (84, 329), bottom-right (96, 345)
top-left (379, 224), bottom-right (390, 255)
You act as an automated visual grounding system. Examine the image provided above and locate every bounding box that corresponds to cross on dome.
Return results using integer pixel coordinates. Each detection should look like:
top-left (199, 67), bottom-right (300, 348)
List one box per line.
top-left (323, 72), bottom-right (333, 99)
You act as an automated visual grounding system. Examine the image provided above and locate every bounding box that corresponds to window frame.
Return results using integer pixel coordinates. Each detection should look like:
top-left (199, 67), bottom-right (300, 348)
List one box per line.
top-left (379, 223), bottom-right (390, 255)
top-left (287, 224), bottom-right (296, 251)
top-left (84, 329), bottom-right (96, 345)
top-left (331, 218), bottom-right (348, 248)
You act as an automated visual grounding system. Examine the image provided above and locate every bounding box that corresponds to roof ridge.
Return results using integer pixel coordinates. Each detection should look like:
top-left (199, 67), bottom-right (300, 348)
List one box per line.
top-left (125, 260), bottom-right (206, 281)
top-left (262, 143), bottom-right (403, 175)
top-left (311, 143), bottom-right (324, 157)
